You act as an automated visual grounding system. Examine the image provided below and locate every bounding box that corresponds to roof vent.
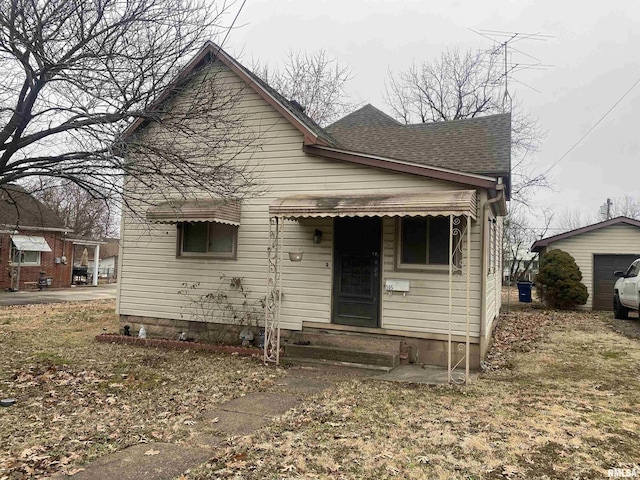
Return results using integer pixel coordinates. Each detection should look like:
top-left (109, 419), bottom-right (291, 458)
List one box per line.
top-left (290, 100), bottom-right (305, 113)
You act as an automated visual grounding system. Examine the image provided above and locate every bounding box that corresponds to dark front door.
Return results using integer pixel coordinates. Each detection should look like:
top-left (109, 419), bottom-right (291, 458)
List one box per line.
top-left (332, 217), bottom-right (381, 327)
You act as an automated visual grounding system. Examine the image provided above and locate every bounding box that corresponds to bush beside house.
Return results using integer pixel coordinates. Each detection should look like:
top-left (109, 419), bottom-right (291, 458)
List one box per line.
top-left (535, 249), bottom-right (588, 310)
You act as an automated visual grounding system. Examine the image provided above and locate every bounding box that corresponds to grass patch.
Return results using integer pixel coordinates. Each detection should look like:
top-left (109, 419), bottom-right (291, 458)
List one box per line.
top-left (0, 300), bottom-right (284, 478)
top-left (33, 351), bottom-right (69, 366)
top-left (187, 309), bottom-right (640, 480)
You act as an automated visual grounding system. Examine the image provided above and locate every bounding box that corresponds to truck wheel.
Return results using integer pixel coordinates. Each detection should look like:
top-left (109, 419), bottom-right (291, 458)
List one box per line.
top-left (614, 295), bottom-right (629, 320)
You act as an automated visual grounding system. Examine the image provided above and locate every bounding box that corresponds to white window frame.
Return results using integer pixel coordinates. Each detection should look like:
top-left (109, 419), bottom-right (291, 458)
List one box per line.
top-left (11, 249), bottom-right (41, 266)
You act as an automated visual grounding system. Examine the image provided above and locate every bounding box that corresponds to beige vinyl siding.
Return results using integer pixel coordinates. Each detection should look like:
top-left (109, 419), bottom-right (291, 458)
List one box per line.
top-left (484, 214), bottom-right (503, 336)
top-left (118, 61), bottom-right (487, 336)
top-left (380, 217), bottom-right (482, 337)
top-left (546, 223), bottom-right (640, 309)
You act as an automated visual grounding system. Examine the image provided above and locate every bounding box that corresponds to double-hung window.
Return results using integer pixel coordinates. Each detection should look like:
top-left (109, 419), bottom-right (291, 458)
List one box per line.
top-left (178, 222), bottom-right (238, 259)
top-left (397, 216), bottom-right (463, 269)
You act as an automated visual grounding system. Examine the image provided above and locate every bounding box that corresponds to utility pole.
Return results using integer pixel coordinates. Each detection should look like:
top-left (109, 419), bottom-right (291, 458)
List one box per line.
top-left (600, 198), bottom-right (613, 220)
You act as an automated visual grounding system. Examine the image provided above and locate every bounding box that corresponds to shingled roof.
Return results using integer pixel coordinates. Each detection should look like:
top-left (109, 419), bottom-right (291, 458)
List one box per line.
top-left (124, 43), bottom-right (510, 193)
top-left (0, 185), bottom-right (67, 230)
top-left (326, 108), bottom-right (511, 179)
top-left (330, 104), bottom-right (400, 128)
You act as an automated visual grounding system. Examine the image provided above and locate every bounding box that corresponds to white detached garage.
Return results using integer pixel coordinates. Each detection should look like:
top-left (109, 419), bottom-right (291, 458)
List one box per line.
top-left (531, 217), bottom-right (640, 311)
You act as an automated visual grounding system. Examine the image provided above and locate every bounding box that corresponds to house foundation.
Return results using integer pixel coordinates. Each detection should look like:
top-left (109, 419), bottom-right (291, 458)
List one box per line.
top-left (119, 314), bottom-right (480, 369)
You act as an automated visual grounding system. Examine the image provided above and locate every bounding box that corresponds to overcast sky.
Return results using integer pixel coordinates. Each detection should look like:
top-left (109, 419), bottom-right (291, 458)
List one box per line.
top-left (224, 0), bottom-right (640, 232)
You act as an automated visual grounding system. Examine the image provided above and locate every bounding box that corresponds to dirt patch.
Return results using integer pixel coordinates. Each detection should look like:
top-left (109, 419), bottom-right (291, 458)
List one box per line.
top-left (604, 311), bottom-right (640, 339)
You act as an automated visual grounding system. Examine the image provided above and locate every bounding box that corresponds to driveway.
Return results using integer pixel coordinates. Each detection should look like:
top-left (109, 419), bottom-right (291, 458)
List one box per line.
top-left (0, 283), bottom-right (117, 306)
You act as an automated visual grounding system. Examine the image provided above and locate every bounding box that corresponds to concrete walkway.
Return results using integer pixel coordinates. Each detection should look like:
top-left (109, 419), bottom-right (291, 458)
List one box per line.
top-left (52, 362), bottom-right (453, 479)
top-left (0, 283), bottom-right (116, 306)
top-left (54, 364), bottom-right (370, 480)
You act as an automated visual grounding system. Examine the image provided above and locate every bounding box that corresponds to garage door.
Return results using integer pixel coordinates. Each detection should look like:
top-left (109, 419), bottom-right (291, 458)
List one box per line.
top-left (593, 254), bottom-right (640, 310)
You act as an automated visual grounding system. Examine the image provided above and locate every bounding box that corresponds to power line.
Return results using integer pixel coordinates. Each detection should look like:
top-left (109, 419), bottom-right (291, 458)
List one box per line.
top-left (543, 74), bottom-right (640, 173)
top-left (217, 0), bottom-right (247, 52)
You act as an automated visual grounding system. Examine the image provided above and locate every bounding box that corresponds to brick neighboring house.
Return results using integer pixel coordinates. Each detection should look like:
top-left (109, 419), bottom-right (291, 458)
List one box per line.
top-left (0, 185), bottom-right (73, 291)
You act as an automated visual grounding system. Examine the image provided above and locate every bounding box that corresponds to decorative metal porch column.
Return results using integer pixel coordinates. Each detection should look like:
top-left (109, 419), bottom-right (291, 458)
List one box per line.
top-left (447, 214), bottom-right (472, 384)
top-left (264, 215), bottom-right (283, 364)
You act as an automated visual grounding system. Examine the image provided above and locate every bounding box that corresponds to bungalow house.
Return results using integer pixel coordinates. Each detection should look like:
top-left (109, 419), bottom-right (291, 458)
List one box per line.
top-left (531, 216), bottom-right (640, 311)
top-left (117, 43), bottom-right (510, 381)
top-left (0, 185), bottom-right (73, 290)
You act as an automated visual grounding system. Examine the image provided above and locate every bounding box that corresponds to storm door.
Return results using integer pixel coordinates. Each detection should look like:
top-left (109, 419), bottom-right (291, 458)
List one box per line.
top-left (332, 217), bottom-right (381, 327)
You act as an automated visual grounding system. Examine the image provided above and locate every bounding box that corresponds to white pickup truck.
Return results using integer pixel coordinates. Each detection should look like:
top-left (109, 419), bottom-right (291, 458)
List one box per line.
top-left (614, 258), bottom-right (640, 319)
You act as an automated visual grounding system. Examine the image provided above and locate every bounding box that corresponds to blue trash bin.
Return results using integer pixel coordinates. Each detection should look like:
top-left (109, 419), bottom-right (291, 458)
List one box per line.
top-left (517, 281), bottom-right (533, 303)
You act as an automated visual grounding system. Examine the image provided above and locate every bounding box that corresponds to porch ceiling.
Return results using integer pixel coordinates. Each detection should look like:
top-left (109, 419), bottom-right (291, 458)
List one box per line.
top-left (269, 190), bottom-right (477, 220)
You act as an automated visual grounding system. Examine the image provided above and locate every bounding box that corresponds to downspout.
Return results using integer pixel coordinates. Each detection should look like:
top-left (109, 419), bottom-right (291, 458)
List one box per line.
top-left (479, 180), bottom-right (505, 361)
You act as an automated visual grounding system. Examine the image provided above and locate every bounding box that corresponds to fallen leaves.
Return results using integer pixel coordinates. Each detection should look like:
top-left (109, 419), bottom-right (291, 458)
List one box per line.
top-left (0, 300), bottom-right (284, 479)
top-left (144, 449), bottom-right (160, 456)
top-left (185, 308), bottom-right (640, 480)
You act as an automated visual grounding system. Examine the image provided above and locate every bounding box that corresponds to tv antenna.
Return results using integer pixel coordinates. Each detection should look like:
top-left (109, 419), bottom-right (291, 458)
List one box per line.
top-left (468, 29), bottom-right (554, 110)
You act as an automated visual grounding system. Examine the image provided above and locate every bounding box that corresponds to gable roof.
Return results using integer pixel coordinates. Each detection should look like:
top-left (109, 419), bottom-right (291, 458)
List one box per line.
top-left (123, 42), bottom-right (335, 146)
top-left (124, 42), bottom-right (510, 195)
top-left (330, 104), bottom-right (401, 128)
top-left (531, 216), bottom-right (640, 252)
top-left (0, 185), bottom-right (68, 231)
top-left (326, 112), bottom-right (511, 180)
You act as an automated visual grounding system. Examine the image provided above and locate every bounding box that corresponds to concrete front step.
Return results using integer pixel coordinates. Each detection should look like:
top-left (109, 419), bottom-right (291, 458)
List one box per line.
top-left (284, 356), bottom-right (394, 372)
top-left (287, 330), bottom-right (401, 355)
top-left (284, 344), bottom-right (399, 369)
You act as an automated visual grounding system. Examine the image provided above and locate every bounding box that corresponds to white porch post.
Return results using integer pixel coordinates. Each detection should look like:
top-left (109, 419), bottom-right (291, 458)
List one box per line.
top-left (264, 216), bottom-right (283, 364)
top-left (447, 215), bottom-right (471, 385)
top-left (447, 215), bottom-right (453, 383)
top-left (93, 244), bottom-right (100, 286)
top-left (465, 214), bottom-right (471, 383)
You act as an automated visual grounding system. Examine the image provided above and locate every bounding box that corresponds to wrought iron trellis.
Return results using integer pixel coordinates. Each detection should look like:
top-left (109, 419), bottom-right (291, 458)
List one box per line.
top-left (448, 214), bottom-right (472, 385)
top-left (264, 215), bottom-right (283, 364)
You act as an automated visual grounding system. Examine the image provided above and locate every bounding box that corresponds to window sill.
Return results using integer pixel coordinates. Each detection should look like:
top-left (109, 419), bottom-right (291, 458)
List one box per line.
top-left (395, 264), bottom-right (454, 274)
top-left (177, 254), bottom-right (237, 260)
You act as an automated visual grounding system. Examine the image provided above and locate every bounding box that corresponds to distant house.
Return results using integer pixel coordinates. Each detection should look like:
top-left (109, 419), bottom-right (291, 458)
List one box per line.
top-left (531, 216), bottom-right (640, 311)
top-left (0, 185), bottom-right (72, 290)
top-left (98, 238), bottom-right (120, 279)
top-left (117, 43), bottom-right (510, 377)
top-left (73, 238), bottom-right (119, 280)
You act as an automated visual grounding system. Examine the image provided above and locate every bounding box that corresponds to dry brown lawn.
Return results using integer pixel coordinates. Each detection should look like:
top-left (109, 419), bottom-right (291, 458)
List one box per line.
top-left (188, 309), bottom-right (640, 480)
top-left (2, 300), bottom-right (639, 479)
top-left (0, 300), bottom-right (282, 479)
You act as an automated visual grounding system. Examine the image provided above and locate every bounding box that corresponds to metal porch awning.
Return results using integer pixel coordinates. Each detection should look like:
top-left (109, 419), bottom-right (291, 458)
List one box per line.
top-left (269, 190), bottom-right (477, 220)
top-left (11, 235), bottom-right (52, 252)
top-left (146, 199), bottom-right (241, 225)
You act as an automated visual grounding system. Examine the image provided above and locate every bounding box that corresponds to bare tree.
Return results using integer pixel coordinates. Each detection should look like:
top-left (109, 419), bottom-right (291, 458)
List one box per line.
top-left (385, 47), bottom-right (547, 204)
top-left (554, 208), bottom-right (594, 233)
top-left (253, 50), bottom-right (357, 126)
top-left (503, 204), bottom-right (553, 282)
top-left (609, 195), bottom-right (640, 220)
top-left (0, 0), bottom-right (261, 217)
top-left (29, 179), bottom-right (119, 238)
